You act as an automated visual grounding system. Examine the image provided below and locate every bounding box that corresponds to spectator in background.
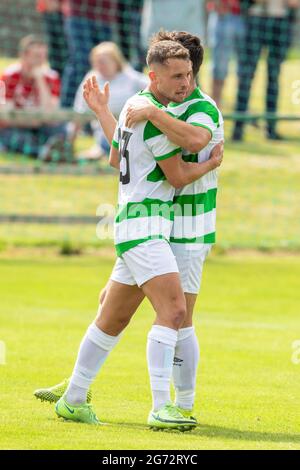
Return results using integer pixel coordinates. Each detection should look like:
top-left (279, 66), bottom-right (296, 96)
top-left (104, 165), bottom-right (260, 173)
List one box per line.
top-left (60, 0), bottom-right (117, 108)
top-left (0, 35), bottom-right (68, 159)
top-left (232, 0), bottom-right (300, 141)
top-left (36, 0), bottom-right (68, 76)
top-left (141, 0), bottom-right (206, 54)
top-left (74, 41), bottom-right (148, 158)
top-left (207, 0), bottom-right (246, 107)
top-left (117, 0), bottom-right (145, 71)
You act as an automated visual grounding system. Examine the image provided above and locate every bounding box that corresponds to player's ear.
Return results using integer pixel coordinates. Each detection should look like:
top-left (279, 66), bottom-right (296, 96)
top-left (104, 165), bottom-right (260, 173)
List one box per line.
top-left (148, 70), bottom-right (156, 84)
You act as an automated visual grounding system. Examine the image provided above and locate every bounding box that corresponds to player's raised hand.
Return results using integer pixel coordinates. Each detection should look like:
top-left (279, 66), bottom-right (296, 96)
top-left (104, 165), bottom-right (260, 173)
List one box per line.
top-left (209, 140), bottom-right (224, 168)
top-left (125, 102), bottom-right (155, 128)
top-left (83, 75), bottom-right (110, 115)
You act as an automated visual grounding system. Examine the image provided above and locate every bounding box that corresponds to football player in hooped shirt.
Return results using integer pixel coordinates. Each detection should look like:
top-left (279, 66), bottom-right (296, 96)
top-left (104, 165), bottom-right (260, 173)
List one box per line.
top-left (34, 37), bottom-right (224, 429)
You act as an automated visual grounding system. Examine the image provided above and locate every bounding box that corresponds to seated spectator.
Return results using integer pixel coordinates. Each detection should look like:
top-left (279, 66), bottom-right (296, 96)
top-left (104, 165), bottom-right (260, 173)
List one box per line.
top-left (0, 35), bottom-right (69, 160)
top-left (74, 41), bottom-right (148, 158)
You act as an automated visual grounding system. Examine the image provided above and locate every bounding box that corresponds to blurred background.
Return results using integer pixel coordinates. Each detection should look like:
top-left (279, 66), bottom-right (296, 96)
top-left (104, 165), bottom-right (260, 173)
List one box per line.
top-left (0, 0), bottom-right (299, 254)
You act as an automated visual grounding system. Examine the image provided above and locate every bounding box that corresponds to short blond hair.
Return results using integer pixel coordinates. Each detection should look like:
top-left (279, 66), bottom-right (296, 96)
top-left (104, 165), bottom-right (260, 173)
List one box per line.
top-left (89, 42), bottom-right (126, 72)
top-left (150, 30), bottom-right (204, 78)
top-left (146, 40), bottom-right (189, 67)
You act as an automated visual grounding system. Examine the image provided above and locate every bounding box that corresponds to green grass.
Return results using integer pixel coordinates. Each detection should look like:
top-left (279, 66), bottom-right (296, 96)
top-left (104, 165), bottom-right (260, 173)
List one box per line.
top-left (1, 137), bottom-right (300, 250)
top-left (0, 253), bottom-right (300, 450)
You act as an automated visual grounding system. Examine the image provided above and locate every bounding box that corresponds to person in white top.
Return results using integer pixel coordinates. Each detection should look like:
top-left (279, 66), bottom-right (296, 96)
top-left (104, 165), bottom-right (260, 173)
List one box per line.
top-left (74, 41), bottom-right (148, 158)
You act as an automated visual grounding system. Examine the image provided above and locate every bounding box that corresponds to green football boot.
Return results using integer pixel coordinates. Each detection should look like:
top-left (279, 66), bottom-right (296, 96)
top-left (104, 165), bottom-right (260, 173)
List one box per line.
top-left (34, 378), bottom-right (92, 404)
top-left (148, 403), bottom-right (197, 431)
top-left (55, 396), bottom-right (100, 425)
top-left (175, 406), bottom-right (198, 425)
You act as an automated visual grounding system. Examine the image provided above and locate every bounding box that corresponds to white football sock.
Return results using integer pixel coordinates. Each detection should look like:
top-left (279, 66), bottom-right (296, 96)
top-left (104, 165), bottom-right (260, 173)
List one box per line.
top-left (147, 325), bottom-right (178, 411)
top-left (65, 323), bottom-right (121, 405)
top-left (173, 327), bottom-right (200, 410)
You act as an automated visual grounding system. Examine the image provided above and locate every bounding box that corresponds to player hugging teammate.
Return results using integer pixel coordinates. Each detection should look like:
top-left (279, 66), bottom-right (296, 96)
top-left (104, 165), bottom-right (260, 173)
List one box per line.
top-left (34, 31), bottom-right (224, 431)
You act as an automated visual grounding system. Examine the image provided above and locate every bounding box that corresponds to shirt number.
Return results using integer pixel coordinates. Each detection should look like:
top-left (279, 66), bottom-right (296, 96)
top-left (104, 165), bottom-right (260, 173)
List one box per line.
top-left (119, 129), bottom-right (132, 185)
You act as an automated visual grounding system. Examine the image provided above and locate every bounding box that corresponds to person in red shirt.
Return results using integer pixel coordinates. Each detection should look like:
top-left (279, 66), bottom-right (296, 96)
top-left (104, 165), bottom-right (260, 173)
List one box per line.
top-left (0, 35), bottom-right (68, 159)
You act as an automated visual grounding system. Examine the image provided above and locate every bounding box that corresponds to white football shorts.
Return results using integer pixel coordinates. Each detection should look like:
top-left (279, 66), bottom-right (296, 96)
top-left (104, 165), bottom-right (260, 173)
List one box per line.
top-left (110, 238), bottom-right (179, 287)
top-left (170, 242), bottom-right (212, 294)
top-left (110, 238), bottom-right (212, 294)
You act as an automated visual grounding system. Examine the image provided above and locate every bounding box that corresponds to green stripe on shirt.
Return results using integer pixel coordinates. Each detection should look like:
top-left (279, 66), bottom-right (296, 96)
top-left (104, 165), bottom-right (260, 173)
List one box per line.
top-left (179, 101), bottom-right (220, 126)
top-left (115, 234), bottom-right (166, 257)
top-left (115, 189), bottom-right (217, 224)
top-left (115, 198), bottom-right (174, 223)
top-left (189, 122), bottom-right (213, 137)
top-left (170, 232), bottom-right (216, 244)
top-left (154, 148), bottom-right (181, 161)
top-left (173, 188), bottom-right (217, 216)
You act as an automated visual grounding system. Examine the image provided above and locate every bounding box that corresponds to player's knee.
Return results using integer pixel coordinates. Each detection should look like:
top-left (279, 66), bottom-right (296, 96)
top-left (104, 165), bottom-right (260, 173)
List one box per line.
top-left (95, 315), bottom-right (128, 336)
top-left (181, 315), bottom-right (193, 329)
top-left (94, 315), bottom-right (102, 330)
top-left (98, 287), bottom-right (107, 305)
top-left (170, 303), bottom-right (187, 330)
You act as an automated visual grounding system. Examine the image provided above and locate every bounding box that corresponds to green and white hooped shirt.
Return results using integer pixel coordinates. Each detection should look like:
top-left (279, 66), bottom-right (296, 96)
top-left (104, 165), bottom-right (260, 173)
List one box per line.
top-left (112, 91), bottom-right (180, 257)
top-left (168, 87), bottom-right (224, 250)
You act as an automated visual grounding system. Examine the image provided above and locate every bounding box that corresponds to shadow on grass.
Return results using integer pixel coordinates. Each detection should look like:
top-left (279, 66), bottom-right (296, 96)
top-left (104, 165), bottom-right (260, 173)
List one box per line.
top-left (110, 421), bottom-right (300, 444)
top-left (192, 423), bottom-right (300, 444)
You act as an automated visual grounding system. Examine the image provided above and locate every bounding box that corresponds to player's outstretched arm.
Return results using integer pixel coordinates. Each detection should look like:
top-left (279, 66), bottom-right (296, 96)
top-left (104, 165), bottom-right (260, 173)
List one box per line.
top-left (158, 142), bottom-right (223, 189)
top-left (83, 75), bottom-right (117, 144)
top-left (125, 104), bottom-right (211, 153)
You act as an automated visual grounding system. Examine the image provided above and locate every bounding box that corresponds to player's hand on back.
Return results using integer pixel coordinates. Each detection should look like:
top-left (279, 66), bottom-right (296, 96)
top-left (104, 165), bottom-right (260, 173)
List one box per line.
top-left (125, 103), bottom-right (156, 128)
top-left (83, 76), bottom-right (110, 114)
top-left (209, 141), bottom-right (224, 169)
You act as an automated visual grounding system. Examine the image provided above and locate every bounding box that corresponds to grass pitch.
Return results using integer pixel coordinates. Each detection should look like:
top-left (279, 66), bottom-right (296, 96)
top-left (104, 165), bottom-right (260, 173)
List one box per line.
top-left (0, 252), bottom-right (299, 450)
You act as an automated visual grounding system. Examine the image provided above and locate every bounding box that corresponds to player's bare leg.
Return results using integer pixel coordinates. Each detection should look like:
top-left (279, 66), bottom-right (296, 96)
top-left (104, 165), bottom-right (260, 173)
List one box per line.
top-left (52, 280), bottom-right (146, 423)
top-left (98, 286), bottom-right (107, 305)
top-left (142, 272), bottom-right (186, 330)
top-left (35, 281), bottom-right (144, 407)
top-left (62, 280), bottom-right (144, 405)
top-left (95, 280), bottom-right (145, 336)
top-left (182, 293), bottom-right (197, 328)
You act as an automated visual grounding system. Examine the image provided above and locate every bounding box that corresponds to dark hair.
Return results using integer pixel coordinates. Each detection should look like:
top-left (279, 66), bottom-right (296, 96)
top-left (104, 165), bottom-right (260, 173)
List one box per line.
top-left (146, 40), bottom-right (190, 67)
top-left (150, 30), bottom-right (204, 77)
top-left (19, 35), bottom-right (47, 55)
